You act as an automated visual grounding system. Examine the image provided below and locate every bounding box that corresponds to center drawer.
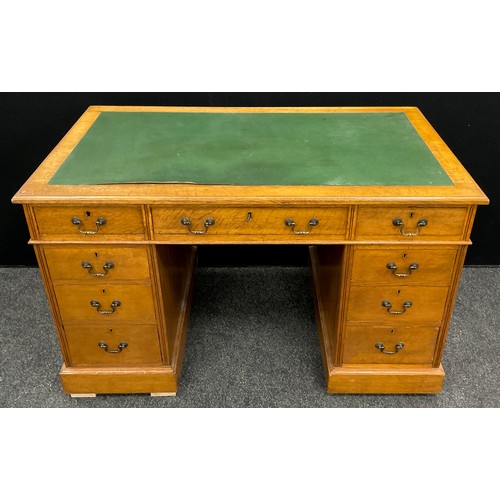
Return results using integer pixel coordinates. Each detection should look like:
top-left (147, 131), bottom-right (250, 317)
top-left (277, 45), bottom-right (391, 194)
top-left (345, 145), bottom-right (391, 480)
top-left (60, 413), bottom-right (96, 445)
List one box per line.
top-left (152, 207), bottom-right (348, 240)
top-left (53, 284), bottom-right (157, 323)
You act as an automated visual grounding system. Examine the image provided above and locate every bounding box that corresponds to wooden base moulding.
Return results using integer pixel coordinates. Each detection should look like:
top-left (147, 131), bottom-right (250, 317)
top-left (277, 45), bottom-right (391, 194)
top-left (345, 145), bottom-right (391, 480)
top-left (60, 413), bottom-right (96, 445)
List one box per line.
top-left (61, 365), bottom-right (179, 395)
top-left (327, 365), bottom-right (445, 394)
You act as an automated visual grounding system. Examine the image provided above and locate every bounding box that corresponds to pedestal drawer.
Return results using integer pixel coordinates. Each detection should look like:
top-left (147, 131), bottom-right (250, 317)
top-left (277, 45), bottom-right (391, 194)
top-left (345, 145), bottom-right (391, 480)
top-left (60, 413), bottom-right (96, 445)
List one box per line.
top-left (346, 285), bottom-right (449, 324)
top-left (342, 325), bottom-right (439, 365)
top-left (152, 207), bottom-right (348, 239)
top-left (34, 205), bottom-right (145, 241)
top-left (355, 206), bottom-right (468, 241)
top-left (350, 246), bottom-right (459, 285)
top-left (64, 324), bottom-right (162, 367)
top-left (44, 245), bottom-right (151, 281)
top-left (54, 284), bottom-right (157, 322)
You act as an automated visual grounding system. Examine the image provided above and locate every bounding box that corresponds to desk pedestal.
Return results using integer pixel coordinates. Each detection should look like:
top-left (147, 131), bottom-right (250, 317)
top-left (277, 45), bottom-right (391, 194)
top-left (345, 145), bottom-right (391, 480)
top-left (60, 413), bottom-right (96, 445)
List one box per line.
top-left (309, 244), bottom-right (465, 393)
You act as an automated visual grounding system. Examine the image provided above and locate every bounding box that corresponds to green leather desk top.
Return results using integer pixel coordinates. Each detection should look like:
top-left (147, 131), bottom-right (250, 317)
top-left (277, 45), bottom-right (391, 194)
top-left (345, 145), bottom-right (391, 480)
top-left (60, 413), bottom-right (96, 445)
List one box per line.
top-left (49, 111), bottom-right (453, 186)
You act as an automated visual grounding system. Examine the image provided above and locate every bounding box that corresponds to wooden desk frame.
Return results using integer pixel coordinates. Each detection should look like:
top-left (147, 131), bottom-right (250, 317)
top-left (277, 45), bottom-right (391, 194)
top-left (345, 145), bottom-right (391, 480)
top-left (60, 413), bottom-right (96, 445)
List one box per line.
top-left (12, 106), bottom-right (489, 396)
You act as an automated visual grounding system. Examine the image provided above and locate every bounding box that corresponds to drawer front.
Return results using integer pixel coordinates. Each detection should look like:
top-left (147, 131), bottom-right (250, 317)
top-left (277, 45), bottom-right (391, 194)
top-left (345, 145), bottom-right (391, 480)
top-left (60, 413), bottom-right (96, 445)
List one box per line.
top-left (34, 206), bottom-right (145, 241)
top-left (54, 284), bottom-right (156, 322)
top-left (342, 325), bottom-right (439, 365)
top-left (152, 207), bottom-right (348, 239)
top-left (350, 247), bottom-right (459, 285)
top-left (44, 245), bottom-right (151, 281)
top-left (355, 207), bottom-right (468, 241)
top-left (347, 285), bottom-right (449, 324)
top-left (65, 324), bottom-right (162, 367)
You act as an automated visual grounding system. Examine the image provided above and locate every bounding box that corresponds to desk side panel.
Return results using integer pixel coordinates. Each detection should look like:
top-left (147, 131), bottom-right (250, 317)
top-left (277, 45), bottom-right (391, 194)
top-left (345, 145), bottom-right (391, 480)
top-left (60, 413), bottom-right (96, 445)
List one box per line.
top-left (310, 245), bottom-right (351, 372)
top-left (152, 245), bottom-right (196, 372)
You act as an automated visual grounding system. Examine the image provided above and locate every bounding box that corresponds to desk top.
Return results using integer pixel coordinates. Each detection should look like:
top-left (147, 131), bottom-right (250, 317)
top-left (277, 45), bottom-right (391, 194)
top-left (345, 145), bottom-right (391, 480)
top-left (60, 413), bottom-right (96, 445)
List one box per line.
top-left (49, 111), bottom-right (452, 187)
top-left (13, 106), bottom-right (488, 205)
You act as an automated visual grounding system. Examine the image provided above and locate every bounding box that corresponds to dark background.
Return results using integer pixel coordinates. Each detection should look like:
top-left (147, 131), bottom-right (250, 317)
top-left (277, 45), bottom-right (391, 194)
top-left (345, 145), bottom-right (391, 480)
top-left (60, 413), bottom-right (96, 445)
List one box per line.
top-left (2, 92), bottom-right (498, 267)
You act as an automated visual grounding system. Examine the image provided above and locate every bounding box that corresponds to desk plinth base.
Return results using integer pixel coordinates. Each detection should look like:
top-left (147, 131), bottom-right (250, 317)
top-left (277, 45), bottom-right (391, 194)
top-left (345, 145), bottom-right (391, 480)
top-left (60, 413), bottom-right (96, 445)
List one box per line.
top-left (326, 365), bottom-right (445, 394)
top-left (60, 365), bottom-right (179, 396)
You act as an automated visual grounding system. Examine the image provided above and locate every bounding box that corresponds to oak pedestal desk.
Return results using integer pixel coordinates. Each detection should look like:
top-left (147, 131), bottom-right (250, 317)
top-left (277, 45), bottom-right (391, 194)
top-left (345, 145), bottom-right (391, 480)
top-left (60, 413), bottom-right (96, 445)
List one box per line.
top-left (12, 106), bottom-right (489, 397)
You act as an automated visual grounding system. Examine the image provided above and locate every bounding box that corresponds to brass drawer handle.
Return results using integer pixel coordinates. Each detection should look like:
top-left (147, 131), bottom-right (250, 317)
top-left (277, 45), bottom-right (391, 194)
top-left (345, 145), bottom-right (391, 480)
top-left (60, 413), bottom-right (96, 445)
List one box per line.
top-left (375, 342), bottom-right (404, 354)
top-left (284, 217), bottom-right (319, 235)
top-left (90, 299), bottom-right (121, 314)
top-left (392, 217), bottom-right (427, 236)
top-left (72, 216), bottom-right (106, 235)
top-left (180, 217), bottom-right (215, 235)
top-left (98, 341), bottom-right (128, 354)
top-left (386, 262), bottom-right (419, 277)
top-left (381, 300), bottom-right (412, 314)
top-left (82, 261), bottom-right (115, 277)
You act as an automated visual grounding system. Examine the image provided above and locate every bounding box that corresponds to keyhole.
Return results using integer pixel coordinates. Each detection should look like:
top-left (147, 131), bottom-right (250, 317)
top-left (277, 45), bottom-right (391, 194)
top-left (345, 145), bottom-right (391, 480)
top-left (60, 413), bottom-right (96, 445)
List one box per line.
top-left (397, 289), bottom-right (401, 294)
top-left (109, 328), bottom-right (113, 333)
top-left (94, 252), bottom-right (99, 259)
top-left (402, 252), bottom-right (407, 259)
top-left (390, 329), bottom-right (395, 333)
top-left (410, 212), bottom-right (414, 218)
top-left (102, 289), bottom-right (106, 294)
top-left (85, 211), bottom-right (91, 217)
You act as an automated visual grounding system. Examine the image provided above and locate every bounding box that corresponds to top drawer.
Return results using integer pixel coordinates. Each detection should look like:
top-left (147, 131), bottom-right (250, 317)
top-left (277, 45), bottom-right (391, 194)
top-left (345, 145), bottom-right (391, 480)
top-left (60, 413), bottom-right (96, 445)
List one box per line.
top-left (34, 206), bottom-right (146, 241)
top-left (354, 206), bottom-right (469, 241)
top-left (152, 207), bottom-right (348, 241)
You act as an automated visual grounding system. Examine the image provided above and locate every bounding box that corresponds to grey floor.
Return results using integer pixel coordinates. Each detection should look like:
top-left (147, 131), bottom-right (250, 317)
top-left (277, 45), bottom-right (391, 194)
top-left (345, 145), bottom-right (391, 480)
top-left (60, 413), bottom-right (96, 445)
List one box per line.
top-left (0, 265), bottom-right (498, 407)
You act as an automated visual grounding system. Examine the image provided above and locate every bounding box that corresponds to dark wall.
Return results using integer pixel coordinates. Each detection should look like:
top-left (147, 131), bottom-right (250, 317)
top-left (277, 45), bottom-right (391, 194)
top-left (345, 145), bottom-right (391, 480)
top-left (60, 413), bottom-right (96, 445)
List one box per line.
top-left (2, 92), bottom-right (498, 266)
